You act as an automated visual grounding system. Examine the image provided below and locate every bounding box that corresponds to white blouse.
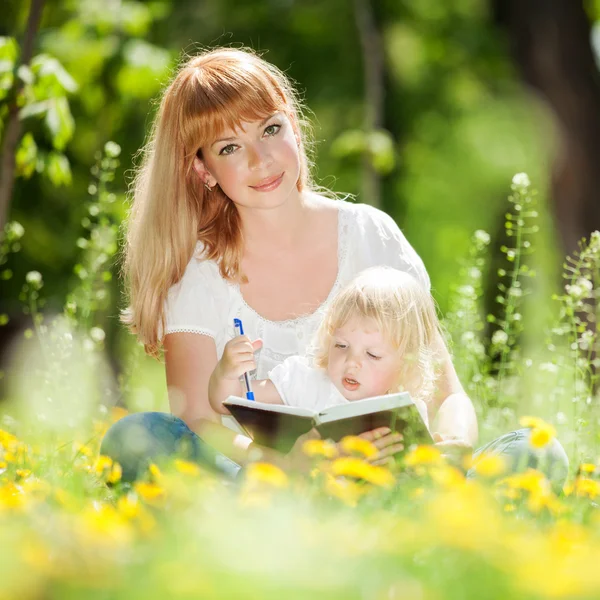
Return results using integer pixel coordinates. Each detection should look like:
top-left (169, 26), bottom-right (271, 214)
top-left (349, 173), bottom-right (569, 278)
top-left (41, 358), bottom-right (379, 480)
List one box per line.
top-left (163, 200), bottom-right (430, 380)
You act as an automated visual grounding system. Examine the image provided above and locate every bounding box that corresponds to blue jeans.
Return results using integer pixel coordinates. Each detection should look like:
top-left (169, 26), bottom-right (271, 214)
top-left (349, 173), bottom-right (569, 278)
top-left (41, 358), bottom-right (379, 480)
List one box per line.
top-left (100, 412), bottom-right (569, 491)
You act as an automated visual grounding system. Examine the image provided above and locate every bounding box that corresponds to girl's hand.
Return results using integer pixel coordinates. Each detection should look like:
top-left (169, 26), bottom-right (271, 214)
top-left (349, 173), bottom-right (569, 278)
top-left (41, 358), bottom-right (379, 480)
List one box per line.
top-left (216, 335), bottom-right (263, 381)
top-left (357, 427), bottom-right (404, 467)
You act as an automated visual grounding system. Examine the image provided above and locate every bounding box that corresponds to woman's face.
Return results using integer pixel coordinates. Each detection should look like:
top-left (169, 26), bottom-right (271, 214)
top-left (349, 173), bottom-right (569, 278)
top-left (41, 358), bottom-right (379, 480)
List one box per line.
top-left (196, 111), bottom-right (302, 211)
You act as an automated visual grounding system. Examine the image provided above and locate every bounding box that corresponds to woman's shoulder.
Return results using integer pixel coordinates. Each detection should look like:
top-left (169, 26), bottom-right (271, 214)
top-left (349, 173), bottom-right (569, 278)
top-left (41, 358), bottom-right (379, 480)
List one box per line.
top-left (169, 243), bottom-right (227, 297)
top-left (339, 200), bottom-right (400, 235)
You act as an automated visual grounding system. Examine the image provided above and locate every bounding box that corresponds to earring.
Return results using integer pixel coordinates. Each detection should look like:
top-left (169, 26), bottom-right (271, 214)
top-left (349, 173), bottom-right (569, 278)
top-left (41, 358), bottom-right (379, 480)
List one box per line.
top-left (204, 183), bottom-right (213, 192)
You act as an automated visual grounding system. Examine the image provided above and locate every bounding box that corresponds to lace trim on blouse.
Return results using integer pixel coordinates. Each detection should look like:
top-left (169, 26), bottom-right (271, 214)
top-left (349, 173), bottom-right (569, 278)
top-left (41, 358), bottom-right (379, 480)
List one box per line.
top-left (165, 327), bottom-right (216, 338)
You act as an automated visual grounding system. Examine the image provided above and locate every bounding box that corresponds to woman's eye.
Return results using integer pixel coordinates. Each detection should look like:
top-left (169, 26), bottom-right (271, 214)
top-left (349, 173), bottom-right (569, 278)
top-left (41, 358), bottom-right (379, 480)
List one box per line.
top-left (367, 352), bottom-right (381, 360)
top-left (334, 343), bottom-right (347, 349)
top-left (264, 123), bottom-right (281, 137)
top-left (219, 144), bottom-right (237, 156)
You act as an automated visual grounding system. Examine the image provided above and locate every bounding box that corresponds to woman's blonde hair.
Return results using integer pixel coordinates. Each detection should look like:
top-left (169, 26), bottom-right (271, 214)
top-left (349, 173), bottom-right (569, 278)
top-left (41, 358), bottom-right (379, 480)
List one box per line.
top-left (312, 267), bottom-right (442, 404)
top-left (122, 47), bottom-right (316, 357)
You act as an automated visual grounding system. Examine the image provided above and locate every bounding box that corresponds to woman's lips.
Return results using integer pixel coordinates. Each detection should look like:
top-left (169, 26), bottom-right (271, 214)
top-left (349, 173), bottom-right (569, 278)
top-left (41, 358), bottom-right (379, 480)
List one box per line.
top-left (250, 172), bottom-right (284, 192)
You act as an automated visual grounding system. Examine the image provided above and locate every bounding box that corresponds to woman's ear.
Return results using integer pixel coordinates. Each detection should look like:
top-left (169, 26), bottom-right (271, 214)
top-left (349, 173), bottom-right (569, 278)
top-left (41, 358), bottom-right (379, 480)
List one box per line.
top-left (192, 156), bottom-right (216, 187)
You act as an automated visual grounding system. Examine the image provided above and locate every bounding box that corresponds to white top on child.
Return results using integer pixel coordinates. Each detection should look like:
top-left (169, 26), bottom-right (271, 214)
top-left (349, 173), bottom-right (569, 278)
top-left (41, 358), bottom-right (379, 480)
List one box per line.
top-left (269, 355), bottom-right (430, 429)
top-left (163, 200), bottom-right (430, 380)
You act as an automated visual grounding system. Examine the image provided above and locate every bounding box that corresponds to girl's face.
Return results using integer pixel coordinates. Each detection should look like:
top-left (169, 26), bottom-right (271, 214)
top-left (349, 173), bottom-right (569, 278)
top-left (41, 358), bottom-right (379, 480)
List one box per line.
top-left (326, 316), bottom-right (400, 401)
top-left (195, 111), bottom-right (302, 211)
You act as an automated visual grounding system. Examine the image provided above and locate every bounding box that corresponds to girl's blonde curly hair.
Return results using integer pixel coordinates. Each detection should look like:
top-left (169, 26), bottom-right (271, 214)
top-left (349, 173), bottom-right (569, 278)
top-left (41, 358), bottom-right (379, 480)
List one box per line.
top-left (312, 267), bottom-right (442, 404)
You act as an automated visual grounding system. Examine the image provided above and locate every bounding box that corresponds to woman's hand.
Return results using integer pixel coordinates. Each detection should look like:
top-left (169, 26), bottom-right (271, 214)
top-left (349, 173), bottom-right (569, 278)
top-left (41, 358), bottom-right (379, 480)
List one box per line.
top-left (358, 427), bottom-right (404, 467)
top-left (432, 432), bottom-right (473, 468)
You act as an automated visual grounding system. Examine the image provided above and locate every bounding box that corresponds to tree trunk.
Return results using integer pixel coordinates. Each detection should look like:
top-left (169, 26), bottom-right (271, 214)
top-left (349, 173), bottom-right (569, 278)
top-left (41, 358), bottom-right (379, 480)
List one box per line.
top-left (353, 0), bottom-right (385, 208)
top-left (0, 0), bottom-right (45, 231)
top-left (492, 0), bottom-right (600, 255)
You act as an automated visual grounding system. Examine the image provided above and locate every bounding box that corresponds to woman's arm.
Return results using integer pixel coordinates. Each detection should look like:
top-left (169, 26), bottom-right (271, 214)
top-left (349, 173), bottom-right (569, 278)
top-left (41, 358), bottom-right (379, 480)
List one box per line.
top-left (428, 331), bottom-right (479, 448)
top-left (163, 332), bottom-right (221, 429)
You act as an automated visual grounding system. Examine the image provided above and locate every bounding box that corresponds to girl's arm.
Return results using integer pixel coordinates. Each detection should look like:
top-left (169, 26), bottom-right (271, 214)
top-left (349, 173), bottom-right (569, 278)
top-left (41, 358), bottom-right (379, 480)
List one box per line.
top-left (428, 331), bottom-right (479, 448)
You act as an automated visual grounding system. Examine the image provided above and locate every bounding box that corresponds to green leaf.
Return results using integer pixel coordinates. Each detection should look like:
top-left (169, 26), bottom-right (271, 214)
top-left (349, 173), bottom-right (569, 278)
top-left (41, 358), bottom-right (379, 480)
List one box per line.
top-left (45, 97), bottom-right (75, 150)
top-left (31, 54), bottom-right (78, 94)
top-left (0, 36), bottom-right (19, 64)
top-left (45, 151), bottom-right (72, 187)
top-left (15, 132), bottom-right (38, 179)
top-left (367, 129), bottom-right (396, 175)
top-left (19, 99), bottom-right (51, 119)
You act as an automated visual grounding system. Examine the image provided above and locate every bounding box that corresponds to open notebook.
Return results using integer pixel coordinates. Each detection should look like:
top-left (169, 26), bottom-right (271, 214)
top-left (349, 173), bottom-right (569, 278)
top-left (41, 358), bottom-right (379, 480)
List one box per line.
top-left (223, 392), bottom-right (431, 453)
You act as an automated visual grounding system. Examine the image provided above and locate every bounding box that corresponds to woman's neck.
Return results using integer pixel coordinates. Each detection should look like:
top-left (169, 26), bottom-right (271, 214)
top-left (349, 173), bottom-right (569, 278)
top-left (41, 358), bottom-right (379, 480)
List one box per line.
top-left (238, 190), bottom-right (324, 250)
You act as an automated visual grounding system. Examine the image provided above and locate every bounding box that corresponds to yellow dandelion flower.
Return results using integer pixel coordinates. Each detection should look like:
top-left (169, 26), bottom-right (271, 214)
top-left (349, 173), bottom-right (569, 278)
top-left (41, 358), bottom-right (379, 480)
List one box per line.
top-left (245, 463), bottom-right (288, 488)
top-left (519, 415), bottom-right (547, 429)
top-left (324, 474), bottom-right (364, 507)
top-left (429, 465), bottom-right (466, 488)
top-left (134, 482), bottom-right (166, 506)
top-left (0, 461), bottom-right (6, 471)
top-left (574, 477), bottom-right (600, 499)
top-left (148, 463), bottom-right (163, 481)
top-left (107, 462), bottom-right (122, 484)
top-left (472, 453), bottom-right (507, 478)
top-left (93, 455), bottom-right (113, 475)
top-left (331, 457), bottom-right (395, 487)
top-left (111, 406), bottom-right (129, 423)
top-left (174, 459), bottom-right (201, 477)
top-left (504, 503), bottom-right (516, 512)
top-left (562, 481), bottom-right (574, 497)
top-left (0, 429), bottom-right (18, 449)
top-left (117, 494), bottom-right (141, 519)
top-left (15, 469), bottom-right (32, 479)
top-left (339, 436), bottom-right (378, 459)
top-left (0, 482), bottom-right (26, 511)
top-left (302, 439), bottom-right (338, 459)
top-left (73, 441), bottom-right (93, 457)
top-left (519, 416), bottom-right (556, 449)
top-left (529, 425), bottom-right (556, 449)
top-left (528, 488), bottom-right (564, 515)
top-left (404, 445), bottom-right (443, 467)
top-left (579, 463), bottom-right (596, 474)
top-left (500, 469), bottom-right (548, 493)
top-left (78, 503), bottom-right (133, 546)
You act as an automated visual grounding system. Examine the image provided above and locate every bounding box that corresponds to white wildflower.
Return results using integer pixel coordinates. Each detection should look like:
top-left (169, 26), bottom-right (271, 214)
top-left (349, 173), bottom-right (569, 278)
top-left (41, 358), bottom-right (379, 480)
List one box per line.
top-left (473, 230), bottom-right (490, 246)
top-left (511, 172), bottom-right (530, 188)
top-left (25, 271), bottom-right (43, 289)
top-left (492, 330), bottom-right (509, 346)
top-left (90, 327), bottom-right (106, 343)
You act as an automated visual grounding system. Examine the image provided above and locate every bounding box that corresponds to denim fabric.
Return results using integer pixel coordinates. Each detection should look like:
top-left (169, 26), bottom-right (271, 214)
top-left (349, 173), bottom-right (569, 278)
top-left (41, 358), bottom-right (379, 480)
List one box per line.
top-left (466, 428), bottom-right (569, 493)
top-left (99, 412), bottom-right (242, 483)
top-left (100, 413), bottom-right (570, 491)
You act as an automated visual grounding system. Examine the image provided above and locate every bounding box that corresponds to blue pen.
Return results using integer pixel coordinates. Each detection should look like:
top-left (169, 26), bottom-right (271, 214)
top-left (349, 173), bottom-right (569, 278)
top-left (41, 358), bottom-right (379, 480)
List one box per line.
top-left (233, 318), bottom-right (255, 401)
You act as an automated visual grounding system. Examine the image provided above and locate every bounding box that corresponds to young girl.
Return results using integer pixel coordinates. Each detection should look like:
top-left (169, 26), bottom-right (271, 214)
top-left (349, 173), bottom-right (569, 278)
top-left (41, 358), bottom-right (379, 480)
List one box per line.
top-left (101, 46), bottom-right (567, 488)
top-left (208, 267), bottom-right (435, 433)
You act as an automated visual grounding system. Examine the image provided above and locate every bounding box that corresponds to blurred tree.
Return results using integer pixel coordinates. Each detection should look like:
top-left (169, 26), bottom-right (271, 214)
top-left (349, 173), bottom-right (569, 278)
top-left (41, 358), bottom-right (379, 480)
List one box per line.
top-left (492, 0), bottom-right (600, 255)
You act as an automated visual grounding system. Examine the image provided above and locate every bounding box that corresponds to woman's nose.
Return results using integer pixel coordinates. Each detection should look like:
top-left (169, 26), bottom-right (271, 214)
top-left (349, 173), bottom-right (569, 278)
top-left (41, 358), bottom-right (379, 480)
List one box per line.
top-left (248, 143), bottom-right (273, 171)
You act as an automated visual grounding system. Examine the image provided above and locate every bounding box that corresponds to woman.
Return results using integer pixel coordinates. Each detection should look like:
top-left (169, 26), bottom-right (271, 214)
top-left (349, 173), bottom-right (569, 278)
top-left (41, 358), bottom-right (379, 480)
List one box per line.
top-left (102, 47), bottom-right (568, 489)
